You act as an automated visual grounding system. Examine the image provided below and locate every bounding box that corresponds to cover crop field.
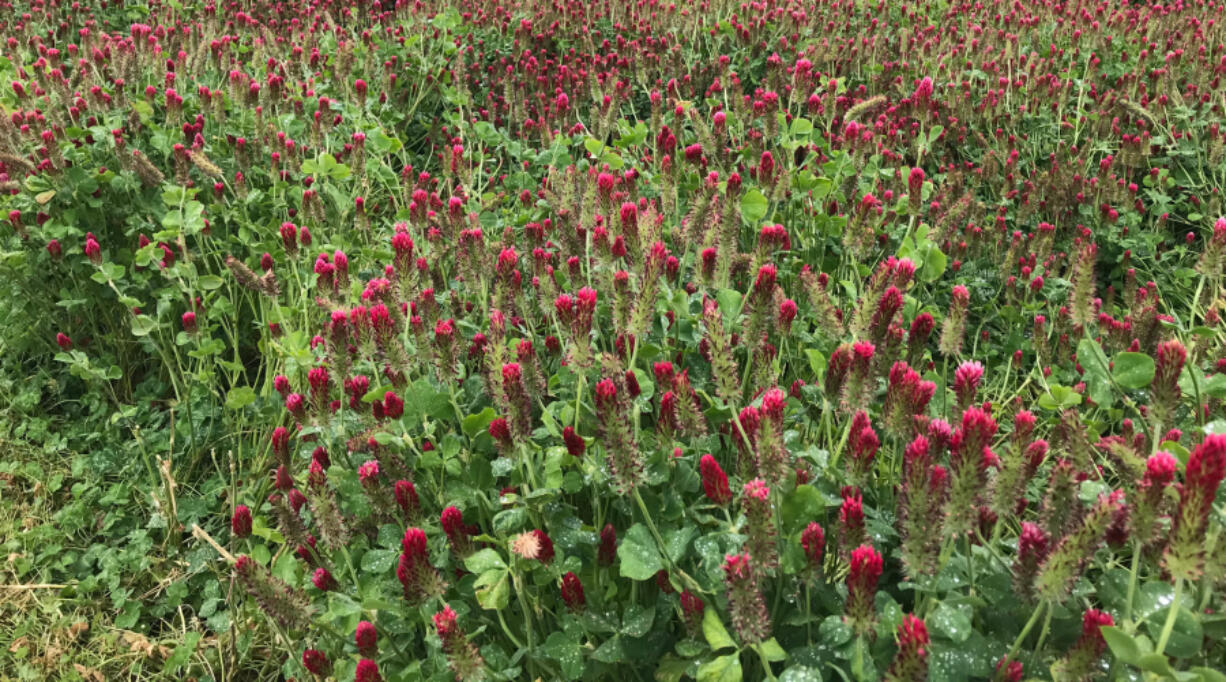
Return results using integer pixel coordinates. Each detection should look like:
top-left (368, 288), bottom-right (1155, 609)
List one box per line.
top-left (1, 0), bottom-right (1225, 680)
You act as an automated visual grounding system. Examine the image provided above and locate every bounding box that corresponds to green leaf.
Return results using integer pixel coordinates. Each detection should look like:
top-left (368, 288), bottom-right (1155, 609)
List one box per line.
top-left (1192, 668), bottom-right (1226, 682)
top-left (543, 631), bottom-right (584, 680)
top-left (162, 631), bottom-right (201, 673)
top-left (1077, 339), bottom-right (1114, 406)
top-left (584, 137), bottom-right (606, 157)
top-left (656, 655), bottom-right (692, 682)
top-left (780, 485), bottom-right (823, 534)
top-left (464, 548), bottom-right (506, 574)
top-left (758, 638), bottom-right (787, 662)
top-left (929, 602), bottom-right (972, 643)
top-left (225, 386), bottom-right (257, 410)
top-left (473, 568), bottom-right (510, 610)
top-left (622, 604), bottom-right (655, 637)
top-left (359, 549), bottom-right (397, 574)
top-left (697, 653), bottom-right (743, 682)
top-left (804, 349), bottom-right (826, 378)
top-left (462, 407), bottom-right (497, 438)
top-left (818, 615), bottom-right (852, 646)
top-left (703, 607), bottom-right (736, 651)
top-left (431, 7), bottom-right (461, 30)
top-left (197, 274), bottom-right (224, 290)
top-left (1144, 604), bottom-right (1202, 659)
top-left (778, 666), bottom-right (823, 682)
top-left (663, 526), bottom-right (696, 564)
top-left (617, 523), bottom-right (664, 580)
top-left (1038, 385), bottom-right (1082, 410)
top-left (919, 243), bottom-right (947, 282)
top-left (927, 125), bottom-right (944, 144)
top-left (1136, 653), bottom-right (1175, 676)
top-left (1204, 373), bottom-right (1226, 399)
top-left (789, 117), bottom-right (813, 138)
top-left (740, 188), bottom-right (768, 225)
top-left (811, 176), bottom-right (833, 201)
top-left (1100, 626), bottom-right (1141, 665)
top-left (130, 315), bottom-right (158, 337)
top-left (1112, 352), bottom-right (1156, 389)
top-left (716, 289), bottom-right (742, 330)
top-left (592, 635), bottom-right (628, 663)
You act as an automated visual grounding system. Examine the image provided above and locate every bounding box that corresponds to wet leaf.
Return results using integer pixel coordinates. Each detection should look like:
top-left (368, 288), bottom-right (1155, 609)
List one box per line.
top-left (618, 524), bottom-right (664, 581)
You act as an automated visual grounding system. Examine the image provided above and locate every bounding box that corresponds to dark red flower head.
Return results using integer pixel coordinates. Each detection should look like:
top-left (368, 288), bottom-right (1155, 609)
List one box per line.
top-left (700, 454), bottom-right (732, 505)
top-left (231, 505), bottom-right (252, 537)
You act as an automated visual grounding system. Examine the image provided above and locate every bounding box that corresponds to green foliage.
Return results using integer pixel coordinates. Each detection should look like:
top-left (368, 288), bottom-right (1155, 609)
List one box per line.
top-left (1, 0), bottom-right (1225, 680)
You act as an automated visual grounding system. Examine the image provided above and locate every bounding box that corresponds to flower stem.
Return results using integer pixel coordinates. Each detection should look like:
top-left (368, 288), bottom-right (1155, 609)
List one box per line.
top-left (632, 488), bottom-right (703, 593)
top-left (1123, 541), bottom-right (1142, 629)
top-left (633, 487), bottom-right (670, 561)
top-left (1155, 577), bottom-right (1184, 656)
top-left (964, 533), bottom-right (976, 595)
top-left (340, 546), bottom-right (362, 593)
top-left (1033, 603), bottom-right (1053, 654)
top-left (1003, 600), bottom-right (1046, 665)
top-left (755, 644), bottom-right (778, 681)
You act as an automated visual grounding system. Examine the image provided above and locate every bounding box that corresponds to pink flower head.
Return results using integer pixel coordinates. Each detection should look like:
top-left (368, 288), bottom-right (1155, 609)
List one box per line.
top-left (382, 391), bottom-right (404, 419)
top-left (302, 649), bottom-right (331, 676)
top-left (1081, 609), bottom-right (1114, 639)
top-left (700, 454), bottom-right (732, 505)
top-left (402, 527), bottom-right (428, 558)
top-left (1013, 410), bottom-right (1037, 443)
top-left (743, 478), bottom-right (770, 503)
top-left (394, 480), bottom-right (420, 516)
top-left (562, 426), bottom-right (585, 457)
top-left (593, 378), bottom-right (619, 411)
top-left (358, 460), bottom-right (380, 485)
top-left (845, 543), bottom-right (884, 637)
top-left (231, 505), bottom-right (252, 537)
top-left (355, 620), bottom-right (377, 657)
top-left (681, 589), bottom-right (705, 631)
top-left (995, 658), bottom-right (1023, 682)
top-left (653, 361), bottom-right (676, 387)
top-left (778, 299), bottom-right (798, 331)
top-left (848, 544), bottom-right (883, 590)
top-left (279, 222), bottom-right (297, 255)
top-left (560, 571), bottom-right (585, 611)
top-left (440, 506), bottom-right (475, 556)
top-left (1144, 451), bottom-right (1178, 487)
top-left (761, 387), bottom-right (787, 424)
top-left (619, 201), bottom-right (637, 230)
top-left (801, 521), bottom-right (825, 567)
top-left (531, 529), bottom-right (555, 563)
top-left (598, 524), bottom-right (617, 565)
top-left (488, 417), bottom-right (512, 446)
top-left (355, 658), bottom-right (382, 682)
top-left (908, 167), bottom-right (925, 197)
top-left (953, 361), bottom-right (984, 406)
top-left (433, 603), bottom-right (458, 637)
top-left (886, 613), bottom-right (930, 680)
top-left (753, 263), bottom-right (777, 296)
top-left (951, 285), bottom-right (970, 306)
top-left (1166, 434), bottom-right (1226, 580)
top-left (840, 489), bottom-right (865, 538)
top-left (958, 406), bottom-right (998, 463)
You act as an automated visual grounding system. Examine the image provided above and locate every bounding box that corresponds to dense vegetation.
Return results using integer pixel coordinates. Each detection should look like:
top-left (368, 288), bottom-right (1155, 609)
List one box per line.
top-left (2, 0), bottom-right (1226, 680)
